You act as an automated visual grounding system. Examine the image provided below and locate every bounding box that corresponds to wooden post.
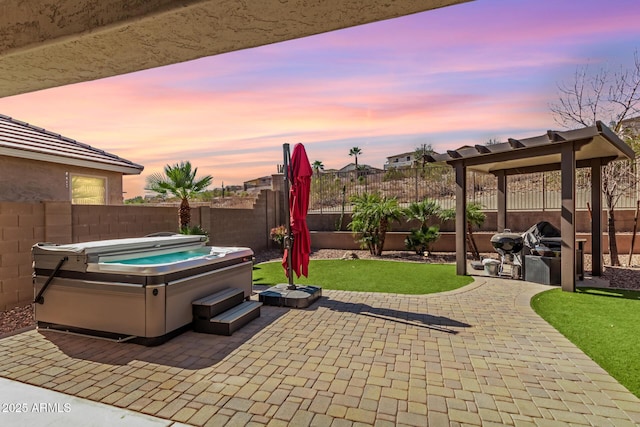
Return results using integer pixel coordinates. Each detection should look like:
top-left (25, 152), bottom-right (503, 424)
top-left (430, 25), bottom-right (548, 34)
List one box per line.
top-left (591, 159), bottom-right (602, 277)
top-left (561, 144), bottom-right (576, 292)
top-left (455, 163), bottom-right (467, 276)
top-left (628, 200), bottom-right (640, 266)
top-left (496, 170), bottom-right (507, 232)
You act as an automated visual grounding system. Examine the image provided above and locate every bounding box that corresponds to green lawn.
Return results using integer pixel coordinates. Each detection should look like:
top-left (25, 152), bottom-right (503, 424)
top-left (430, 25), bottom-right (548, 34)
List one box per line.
top-left (531, 288), bottom-right (640, 398)
top-left (253, 259), bottom-right (473, 294)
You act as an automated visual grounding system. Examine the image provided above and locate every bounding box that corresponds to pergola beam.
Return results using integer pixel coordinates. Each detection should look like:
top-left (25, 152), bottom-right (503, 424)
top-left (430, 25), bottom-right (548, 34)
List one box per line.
top-left (488, 156), bottom-right (618, 176)
top-left (445, 138), bottom-right (592, 169)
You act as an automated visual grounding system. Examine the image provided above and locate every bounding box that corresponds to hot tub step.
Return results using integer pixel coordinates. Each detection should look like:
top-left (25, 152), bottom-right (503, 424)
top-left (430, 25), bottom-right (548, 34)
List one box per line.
top-left (194, 301), bottom-right (262, 336)
top-left (192, 287), bottom-right (245, 319)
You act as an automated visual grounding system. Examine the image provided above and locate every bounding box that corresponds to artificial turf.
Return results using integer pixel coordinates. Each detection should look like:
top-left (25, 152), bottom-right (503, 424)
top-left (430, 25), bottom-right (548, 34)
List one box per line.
top-left (253, 259), bottom-right (473, 294)
top-left (531, 287), bottom-right (640, 398)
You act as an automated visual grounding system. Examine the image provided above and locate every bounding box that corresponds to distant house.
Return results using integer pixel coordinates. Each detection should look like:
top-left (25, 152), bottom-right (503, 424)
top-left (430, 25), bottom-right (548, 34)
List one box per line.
top-left (621, 116), bottom-right (640, 139)
top-left (244, 175), bottom-right (272, 191)
top-left (384, 151), bottom-right (416, 170)
top-left (337, 163), bottom-right (382, 174)
top-left (0, 114), bottom-right (143, 204)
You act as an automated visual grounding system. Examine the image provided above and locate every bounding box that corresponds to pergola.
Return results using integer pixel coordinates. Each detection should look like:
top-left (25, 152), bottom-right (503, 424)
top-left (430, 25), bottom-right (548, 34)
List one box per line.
top-left (427, 121), bottom-right (635, 292)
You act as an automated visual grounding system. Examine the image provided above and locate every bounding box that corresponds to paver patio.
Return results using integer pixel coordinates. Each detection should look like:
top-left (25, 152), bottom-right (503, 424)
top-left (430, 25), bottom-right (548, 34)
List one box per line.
top-left (1, 278), bottom-right (639, 426)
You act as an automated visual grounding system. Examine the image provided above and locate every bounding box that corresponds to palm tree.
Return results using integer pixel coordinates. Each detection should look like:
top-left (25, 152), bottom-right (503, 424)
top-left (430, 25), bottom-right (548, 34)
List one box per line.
top-left (348, 193), bottom-right (403, 255)
top-left (465, 202), bottom-right (487, 260)
top-left (404, 198), bottom-right (442, 228)
top-left (349, 147), bottom-right (362, 168)
top-left (440, 202), bottom-right (486, 260)
top-left (312, 160), bottom-right (324, 175)
top-left (145, 161), bottom-right (213, 229)
top-left (404, 198), bottom-right (443, 256)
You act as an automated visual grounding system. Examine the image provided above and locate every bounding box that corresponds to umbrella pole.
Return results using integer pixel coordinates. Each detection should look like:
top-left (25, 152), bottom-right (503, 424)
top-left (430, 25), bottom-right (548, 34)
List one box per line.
top-left (283, 143), bottom-right (295, 289)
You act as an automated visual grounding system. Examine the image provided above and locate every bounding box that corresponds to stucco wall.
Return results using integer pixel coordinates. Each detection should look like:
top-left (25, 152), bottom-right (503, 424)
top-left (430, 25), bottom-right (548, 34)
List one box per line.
top-left (0, 156), bottom-right (125, 204)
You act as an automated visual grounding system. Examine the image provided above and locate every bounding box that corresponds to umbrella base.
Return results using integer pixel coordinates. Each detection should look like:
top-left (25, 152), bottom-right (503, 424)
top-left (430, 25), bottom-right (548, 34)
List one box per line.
top-left (258, 283), bottom-right (322, 309)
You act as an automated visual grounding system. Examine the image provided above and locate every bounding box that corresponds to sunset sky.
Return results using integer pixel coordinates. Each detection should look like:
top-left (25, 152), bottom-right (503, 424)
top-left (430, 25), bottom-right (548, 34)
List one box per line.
top-left (0, 0), bottom-right (638, 198)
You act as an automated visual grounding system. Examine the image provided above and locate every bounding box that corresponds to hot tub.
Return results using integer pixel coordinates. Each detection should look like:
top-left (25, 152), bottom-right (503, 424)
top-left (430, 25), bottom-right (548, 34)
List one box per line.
top-left (32, 234), bottom-right (253, 344)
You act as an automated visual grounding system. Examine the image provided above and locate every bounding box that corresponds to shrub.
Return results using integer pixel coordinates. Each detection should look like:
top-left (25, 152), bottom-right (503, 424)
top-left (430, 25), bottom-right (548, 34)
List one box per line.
top-left (179, 224), bottom-right (209, 239)
top-left (348, 193), bottom-right (403, 255)
top-left (270, 225), bottom-right (287, 246)
top-left (404, 226), bottom-right (440, 256)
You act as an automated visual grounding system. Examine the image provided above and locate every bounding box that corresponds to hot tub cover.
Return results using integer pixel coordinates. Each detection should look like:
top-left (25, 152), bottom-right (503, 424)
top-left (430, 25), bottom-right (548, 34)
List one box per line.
top-left (33, 234), bottom-right (207, 256)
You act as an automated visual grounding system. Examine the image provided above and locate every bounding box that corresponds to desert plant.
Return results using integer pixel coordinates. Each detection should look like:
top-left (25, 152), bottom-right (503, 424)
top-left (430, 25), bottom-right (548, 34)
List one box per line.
top-left (270, 225), bottom-right (287, 250)
top-left (404, 199), bottom-right (444, 256)
top-left (404, 226), bottom-right (440, 256)
top-left (179, 224), bottom-right (209, 239)
top-left (348, 193), bottom-right (403, 255)
top-left (404, 199), bottom-right (443, 228)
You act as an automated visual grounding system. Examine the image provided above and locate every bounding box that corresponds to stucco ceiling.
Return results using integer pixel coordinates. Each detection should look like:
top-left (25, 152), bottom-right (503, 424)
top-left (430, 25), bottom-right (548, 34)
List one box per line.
top-left (0, 0), bottom-right (469, 99)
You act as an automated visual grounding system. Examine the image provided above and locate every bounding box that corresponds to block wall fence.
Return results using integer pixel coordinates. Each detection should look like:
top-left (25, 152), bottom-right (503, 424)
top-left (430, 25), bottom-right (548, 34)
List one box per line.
top-left (1, 188), bottom-right (639, 310)
top-left (0, 190), bottom-right (284, 310)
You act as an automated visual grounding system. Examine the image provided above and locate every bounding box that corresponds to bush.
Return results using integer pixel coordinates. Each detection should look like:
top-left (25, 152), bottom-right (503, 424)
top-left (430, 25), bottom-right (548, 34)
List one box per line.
top-left (348, 193), bottom-right (403, 255)
top-left (179, 224), bottom-right (209, 238)
top-left (270, 225), bottom-right (287, 246)
top-left (405, 226), bottom-right (440, 256)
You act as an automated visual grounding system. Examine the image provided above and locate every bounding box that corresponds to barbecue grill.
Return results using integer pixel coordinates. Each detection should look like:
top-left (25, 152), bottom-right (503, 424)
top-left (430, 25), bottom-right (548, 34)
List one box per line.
top-left (490, 229), bottom-right (524, 278)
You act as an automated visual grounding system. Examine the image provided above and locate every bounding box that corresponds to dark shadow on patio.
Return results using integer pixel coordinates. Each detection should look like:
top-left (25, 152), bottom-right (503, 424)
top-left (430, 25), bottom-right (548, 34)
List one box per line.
top-left (34, 304), bottom-right (290, 369)
top-left (309, 297), bottom-right (471, 334)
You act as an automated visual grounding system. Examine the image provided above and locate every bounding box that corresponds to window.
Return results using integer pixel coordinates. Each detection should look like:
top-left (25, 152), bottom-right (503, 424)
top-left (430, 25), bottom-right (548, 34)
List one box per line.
top-left (71, 175), bottom-right (106, 205)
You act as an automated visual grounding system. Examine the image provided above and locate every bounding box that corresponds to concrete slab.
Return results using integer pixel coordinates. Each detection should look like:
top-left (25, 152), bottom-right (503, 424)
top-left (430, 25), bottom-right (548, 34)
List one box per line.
top-left (0, 377), bottom-right (177, 427)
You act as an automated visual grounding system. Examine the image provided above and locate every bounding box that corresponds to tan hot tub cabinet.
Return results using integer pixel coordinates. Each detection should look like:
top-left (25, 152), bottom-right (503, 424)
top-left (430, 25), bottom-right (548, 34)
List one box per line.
top-left (32, 235), bottom-right (254, 345)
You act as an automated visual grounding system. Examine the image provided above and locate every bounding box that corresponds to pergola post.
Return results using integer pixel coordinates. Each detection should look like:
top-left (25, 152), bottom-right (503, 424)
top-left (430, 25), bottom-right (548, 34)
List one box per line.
top-left (561, 144), bottom-right (576, 292)
top-left (591, 159), bottom-right (603, 276)
top-left (455, 163), bottom-right (467, 276)
top-left (496, 170), bottom-right (507, 232)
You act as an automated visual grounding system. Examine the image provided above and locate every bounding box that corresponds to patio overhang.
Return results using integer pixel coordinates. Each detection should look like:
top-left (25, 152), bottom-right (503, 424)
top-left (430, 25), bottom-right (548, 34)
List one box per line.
top-left (428, 121), bottom-right (635, 291)
top-left (0, 0), bottom-right (470, 98)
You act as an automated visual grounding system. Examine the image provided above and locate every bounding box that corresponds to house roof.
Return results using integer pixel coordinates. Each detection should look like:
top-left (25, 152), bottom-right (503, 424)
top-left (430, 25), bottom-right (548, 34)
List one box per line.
top-left (386, 151), bottom-right (415, 160)
top-left (0, 114), bottom-right (144, 175)
top-left (338, 163), bottom-right (383, 173)
top-left (427, 121), bottom-right (634, 175)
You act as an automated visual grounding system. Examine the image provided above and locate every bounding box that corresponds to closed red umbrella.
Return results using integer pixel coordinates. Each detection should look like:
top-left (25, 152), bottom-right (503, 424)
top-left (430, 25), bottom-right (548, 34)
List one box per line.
top-left (282, 143), bottom-right (312, 279)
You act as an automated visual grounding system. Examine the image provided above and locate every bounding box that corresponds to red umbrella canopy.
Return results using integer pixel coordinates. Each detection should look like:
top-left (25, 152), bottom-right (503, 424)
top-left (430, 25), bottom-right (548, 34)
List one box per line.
top-left (282, 143), bottom-right (313, 278)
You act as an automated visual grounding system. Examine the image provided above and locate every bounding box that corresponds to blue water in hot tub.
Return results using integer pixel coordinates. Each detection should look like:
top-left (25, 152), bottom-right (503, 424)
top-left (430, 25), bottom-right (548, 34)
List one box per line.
top-left (104, 248), bottom-right (219, 265)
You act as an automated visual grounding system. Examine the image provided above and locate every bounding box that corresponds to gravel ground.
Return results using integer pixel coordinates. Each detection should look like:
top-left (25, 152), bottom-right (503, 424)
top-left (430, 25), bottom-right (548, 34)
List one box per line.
top-left (2, 249), bottom-right (638, 337)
